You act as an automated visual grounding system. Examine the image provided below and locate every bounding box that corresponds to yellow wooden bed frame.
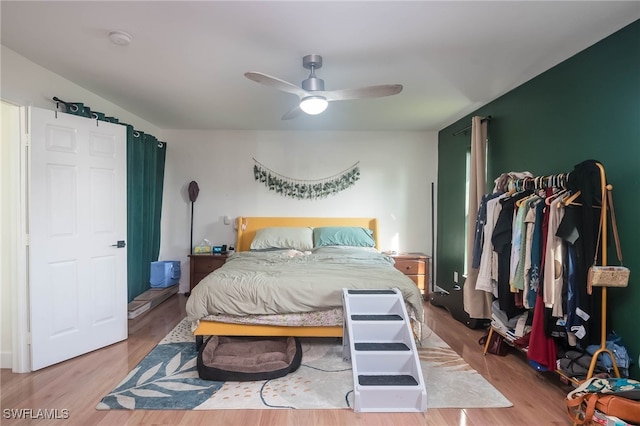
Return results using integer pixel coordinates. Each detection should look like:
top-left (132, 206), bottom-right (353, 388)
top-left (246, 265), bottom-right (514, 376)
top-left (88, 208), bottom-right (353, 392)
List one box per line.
top-left (192, 216), bottom-right (379, 346)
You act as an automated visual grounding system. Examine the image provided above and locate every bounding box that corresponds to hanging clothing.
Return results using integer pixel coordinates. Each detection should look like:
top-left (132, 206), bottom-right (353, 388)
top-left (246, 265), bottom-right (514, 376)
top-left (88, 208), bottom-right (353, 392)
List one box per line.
top-left (564, 242), bottom-right (581, 344)
top-left (527, 200), bottom-right (545, 309)
top-left (557, 205), bottom-right (597, 344)
top-left (522, 198), bottom-right (541, 309)
top-left (527, 292), bottom-right (558, 371)
top-left (527, 189), bottom-right (559, 370)
top-left (509, 195), bottom-right (537, 292)
top-left (472, 192), bottom-right (504, 269)
top-left (491, 191), bottom-right (531, 318)
top-left (558, 159), bottom-right (604, 346)
top-left (476, 193), bottom-right (507, 296)
top-left (543, 195), bottom-right (567, 317)
top-left (567, 160), bottom-right (602, 270)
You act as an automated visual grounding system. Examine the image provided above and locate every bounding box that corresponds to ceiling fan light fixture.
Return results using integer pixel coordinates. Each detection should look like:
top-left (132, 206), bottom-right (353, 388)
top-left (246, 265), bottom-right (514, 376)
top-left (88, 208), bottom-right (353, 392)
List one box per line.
top-left (299, 96), bottom-right (328, 115)
top-left (245, 53), bottom-right (402, 120)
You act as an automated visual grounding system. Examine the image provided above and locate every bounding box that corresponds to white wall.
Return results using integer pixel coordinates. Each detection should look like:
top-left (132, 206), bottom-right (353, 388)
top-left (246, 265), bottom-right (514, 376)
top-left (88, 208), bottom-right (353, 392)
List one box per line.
top-left (0, 46), bottom-right (162, 136)
top-left (159, 129), bottom-right (438, 293)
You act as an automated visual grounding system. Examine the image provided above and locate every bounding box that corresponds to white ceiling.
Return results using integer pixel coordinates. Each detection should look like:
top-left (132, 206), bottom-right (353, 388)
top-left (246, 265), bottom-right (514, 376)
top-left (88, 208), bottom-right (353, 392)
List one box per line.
top-left (2, 1), bottom-right (639, 132)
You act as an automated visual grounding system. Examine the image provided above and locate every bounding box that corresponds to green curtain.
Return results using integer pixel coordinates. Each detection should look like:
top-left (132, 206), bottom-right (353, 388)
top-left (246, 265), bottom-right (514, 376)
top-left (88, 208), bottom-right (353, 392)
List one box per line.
top-left (53, 98), bottom-right (166, 302)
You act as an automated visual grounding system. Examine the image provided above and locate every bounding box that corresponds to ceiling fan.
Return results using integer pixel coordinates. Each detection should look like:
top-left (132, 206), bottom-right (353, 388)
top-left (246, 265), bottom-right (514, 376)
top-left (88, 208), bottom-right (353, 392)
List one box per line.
top-left (245, 54), bottom-right (403, 120)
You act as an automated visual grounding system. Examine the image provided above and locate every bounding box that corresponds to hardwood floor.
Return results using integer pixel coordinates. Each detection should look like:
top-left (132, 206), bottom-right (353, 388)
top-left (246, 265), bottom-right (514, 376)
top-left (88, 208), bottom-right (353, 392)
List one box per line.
top-left (1, 294), bottom-right (573, 425)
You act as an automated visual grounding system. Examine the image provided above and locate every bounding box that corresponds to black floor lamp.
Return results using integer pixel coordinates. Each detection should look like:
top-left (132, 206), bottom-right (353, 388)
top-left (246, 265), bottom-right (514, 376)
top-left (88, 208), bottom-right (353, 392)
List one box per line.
top-left (188, 181), bottom-right (200, 255)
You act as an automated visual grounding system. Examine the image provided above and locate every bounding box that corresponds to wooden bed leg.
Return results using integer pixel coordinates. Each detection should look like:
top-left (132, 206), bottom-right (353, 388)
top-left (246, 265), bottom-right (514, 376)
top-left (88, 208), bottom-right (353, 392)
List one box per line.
top-left (195, 335), bottom-right (204, 351)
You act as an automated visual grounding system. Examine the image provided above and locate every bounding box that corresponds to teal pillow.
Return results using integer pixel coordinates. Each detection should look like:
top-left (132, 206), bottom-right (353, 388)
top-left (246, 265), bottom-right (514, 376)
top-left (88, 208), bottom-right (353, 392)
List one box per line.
top-left (313, 226), bottom-right (375, 248)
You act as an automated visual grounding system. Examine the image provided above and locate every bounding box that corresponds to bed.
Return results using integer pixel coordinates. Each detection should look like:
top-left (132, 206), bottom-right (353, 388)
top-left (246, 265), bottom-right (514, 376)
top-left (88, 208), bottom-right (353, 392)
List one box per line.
top-left (185, 217), bottom-right (424, 348)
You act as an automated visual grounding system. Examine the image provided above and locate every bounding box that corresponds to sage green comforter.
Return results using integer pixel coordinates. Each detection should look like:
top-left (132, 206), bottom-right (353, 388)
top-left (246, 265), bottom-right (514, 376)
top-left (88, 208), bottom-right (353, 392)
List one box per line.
top-left (186, 247), bottom-right (424, 323)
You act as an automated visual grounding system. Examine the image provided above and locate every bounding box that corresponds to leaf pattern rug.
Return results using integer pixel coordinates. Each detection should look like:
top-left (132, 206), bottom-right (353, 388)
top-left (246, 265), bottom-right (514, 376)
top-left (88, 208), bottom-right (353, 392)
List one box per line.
top-left (96, 319), bottom-right (512, 410)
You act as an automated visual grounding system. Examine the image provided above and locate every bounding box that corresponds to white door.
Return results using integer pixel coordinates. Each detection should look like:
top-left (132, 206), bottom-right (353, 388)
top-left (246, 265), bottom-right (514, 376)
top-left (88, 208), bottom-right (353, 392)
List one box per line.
top-left (29, 107), bottom-right (127, 370)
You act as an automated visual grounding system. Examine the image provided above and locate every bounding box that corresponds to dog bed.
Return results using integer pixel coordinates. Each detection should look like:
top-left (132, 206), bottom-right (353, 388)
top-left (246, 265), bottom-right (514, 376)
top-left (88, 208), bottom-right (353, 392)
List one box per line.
top-left (197, 336), bottom-right (302, 381)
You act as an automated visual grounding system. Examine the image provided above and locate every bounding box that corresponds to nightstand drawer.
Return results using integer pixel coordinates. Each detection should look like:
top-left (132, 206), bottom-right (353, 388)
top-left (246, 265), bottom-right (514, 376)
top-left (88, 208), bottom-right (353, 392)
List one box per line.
top-left (391, 253), bottom-right (430, 296)
top-left (189, 254), bottom-right (228, 292)
top-left (193, 257), bottom-right (226, 274)
top-left (406, 274), bottom-right (425, 291)
top-left (394, 259), bottom-right (425, 275)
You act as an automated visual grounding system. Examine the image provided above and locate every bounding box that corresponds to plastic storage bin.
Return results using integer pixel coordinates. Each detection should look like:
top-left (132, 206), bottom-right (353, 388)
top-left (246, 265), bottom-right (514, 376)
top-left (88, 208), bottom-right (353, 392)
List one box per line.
top-left (150, 260), bottom-right (181, 288)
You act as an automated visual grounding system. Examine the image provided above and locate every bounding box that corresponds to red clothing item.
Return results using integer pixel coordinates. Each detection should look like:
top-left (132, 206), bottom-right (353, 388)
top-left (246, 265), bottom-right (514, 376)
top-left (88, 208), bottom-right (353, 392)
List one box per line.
top-left (527, 189), bottom-right (557, 371)
top-left (527, 292), bottom-right (557, 371)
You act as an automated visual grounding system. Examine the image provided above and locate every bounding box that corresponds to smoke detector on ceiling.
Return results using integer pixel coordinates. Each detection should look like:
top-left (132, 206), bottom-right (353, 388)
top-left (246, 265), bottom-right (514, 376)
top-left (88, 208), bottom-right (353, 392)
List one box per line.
top-left (109, 31), bottom-right (132, 46)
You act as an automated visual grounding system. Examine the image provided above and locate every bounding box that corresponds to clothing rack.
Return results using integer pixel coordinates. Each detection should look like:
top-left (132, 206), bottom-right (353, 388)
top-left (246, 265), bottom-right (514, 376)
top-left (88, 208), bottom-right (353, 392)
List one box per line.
top-left (519, 164), bottom-right (620, 379)
top-left (504, 172), bottom-right (570, 193)
top-left (492, 163), bottom-right (621, 381)
top-left (583, 163), bottom-right (620, 379)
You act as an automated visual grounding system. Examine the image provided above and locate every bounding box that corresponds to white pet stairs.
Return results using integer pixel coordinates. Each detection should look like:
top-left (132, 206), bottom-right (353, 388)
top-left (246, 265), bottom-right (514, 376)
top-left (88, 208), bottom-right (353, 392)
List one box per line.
top-left (342, 288), bottom-right (427, 412)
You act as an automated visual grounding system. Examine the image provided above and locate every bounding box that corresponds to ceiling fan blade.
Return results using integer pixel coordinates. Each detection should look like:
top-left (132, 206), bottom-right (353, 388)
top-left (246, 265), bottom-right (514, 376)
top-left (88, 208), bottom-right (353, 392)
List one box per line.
top-left (281, 105), bottom-right (302, 120)
top-left (323, 84), bottom-right (403, 101)
top-left (244, 72), bottom-right (308, 98)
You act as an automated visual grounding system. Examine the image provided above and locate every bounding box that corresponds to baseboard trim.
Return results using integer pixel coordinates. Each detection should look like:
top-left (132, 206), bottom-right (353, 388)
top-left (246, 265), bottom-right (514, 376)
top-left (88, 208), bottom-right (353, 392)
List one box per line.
top-left (1, 349), bottom-right (12, 369)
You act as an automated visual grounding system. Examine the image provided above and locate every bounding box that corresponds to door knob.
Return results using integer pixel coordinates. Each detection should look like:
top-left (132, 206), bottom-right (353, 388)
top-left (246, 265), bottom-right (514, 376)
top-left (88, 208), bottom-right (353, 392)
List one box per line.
top-left (112, 240), bottom-right (126, 248)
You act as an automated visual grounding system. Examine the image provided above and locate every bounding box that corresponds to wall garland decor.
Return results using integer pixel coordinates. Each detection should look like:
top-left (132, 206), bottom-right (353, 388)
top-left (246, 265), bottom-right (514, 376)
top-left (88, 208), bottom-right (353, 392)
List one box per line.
top-left (253, 158), bottom-right (360, 200)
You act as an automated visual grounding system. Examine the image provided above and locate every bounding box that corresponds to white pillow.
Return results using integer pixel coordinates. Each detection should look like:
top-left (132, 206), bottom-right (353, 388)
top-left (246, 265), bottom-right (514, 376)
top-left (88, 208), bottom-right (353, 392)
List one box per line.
top-left (250, 227), bottom-right (314, 251)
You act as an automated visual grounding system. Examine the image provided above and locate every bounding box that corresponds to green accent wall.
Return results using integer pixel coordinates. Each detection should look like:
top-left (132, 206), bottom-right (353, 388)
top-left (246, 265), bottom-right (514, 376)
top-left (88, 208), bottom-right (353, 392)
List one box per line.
top-left (437, 20), bottom-right (640, 377)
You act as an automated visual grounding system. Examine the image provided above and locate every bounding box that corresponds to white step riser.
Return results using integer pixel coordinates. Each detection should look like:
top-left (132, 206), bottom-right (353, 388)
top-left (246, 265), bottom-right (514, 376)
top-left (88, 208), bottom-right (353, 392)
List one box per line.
top-left (355, 353), bottom-right (419, 375)
top-left (343, 288), bottom-right (427, 413)
top-left (346, 296), bottom-right (405, 315)
top-left (349, 323), bottom-right (412, 342)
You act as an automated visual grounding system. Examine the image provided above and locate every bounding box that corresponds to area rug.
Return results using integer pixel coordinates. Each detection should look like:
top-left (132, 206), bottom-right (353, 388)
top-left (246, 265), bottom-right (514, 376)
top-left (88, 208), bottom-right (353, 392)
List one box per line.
top-left (96, 318), bottom-right (512, 410)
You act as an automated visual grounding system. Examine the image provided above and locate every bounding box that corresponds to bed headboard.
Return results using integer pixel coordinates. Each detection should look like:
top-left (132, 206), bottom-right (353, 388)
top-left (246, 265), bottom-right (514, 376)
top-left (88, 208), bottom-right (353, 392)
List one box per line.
top-left (236, 217), bottom-right (379, 252)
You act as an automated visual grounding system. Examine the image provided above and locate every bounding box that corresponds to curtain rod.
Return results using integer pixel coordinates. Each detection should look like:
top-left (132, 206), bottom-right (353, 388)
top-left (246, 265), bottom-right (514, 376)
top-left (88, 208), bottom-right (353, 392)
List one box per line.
top-left (452, 115), bottom-right (492, 136)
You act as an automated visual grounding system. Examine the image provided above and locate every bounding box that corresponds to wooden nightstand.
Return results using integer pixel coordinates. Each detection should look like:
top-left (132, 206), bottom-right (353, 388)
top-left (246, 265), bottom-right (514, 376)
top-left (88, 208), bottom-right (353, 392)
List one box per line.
top-left (189, 254), bottom-right (228, 292)
top-left (391, 253), bottom-right (430, 296)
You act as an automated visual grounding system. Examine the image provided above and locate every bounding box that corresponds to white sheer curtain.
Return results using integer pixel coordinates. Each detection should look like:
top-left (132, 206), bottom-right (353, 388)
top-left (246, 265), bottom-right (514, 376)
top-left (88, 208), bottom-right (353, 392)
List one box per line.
top-left (463, 116), bottom-right (493, 319)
